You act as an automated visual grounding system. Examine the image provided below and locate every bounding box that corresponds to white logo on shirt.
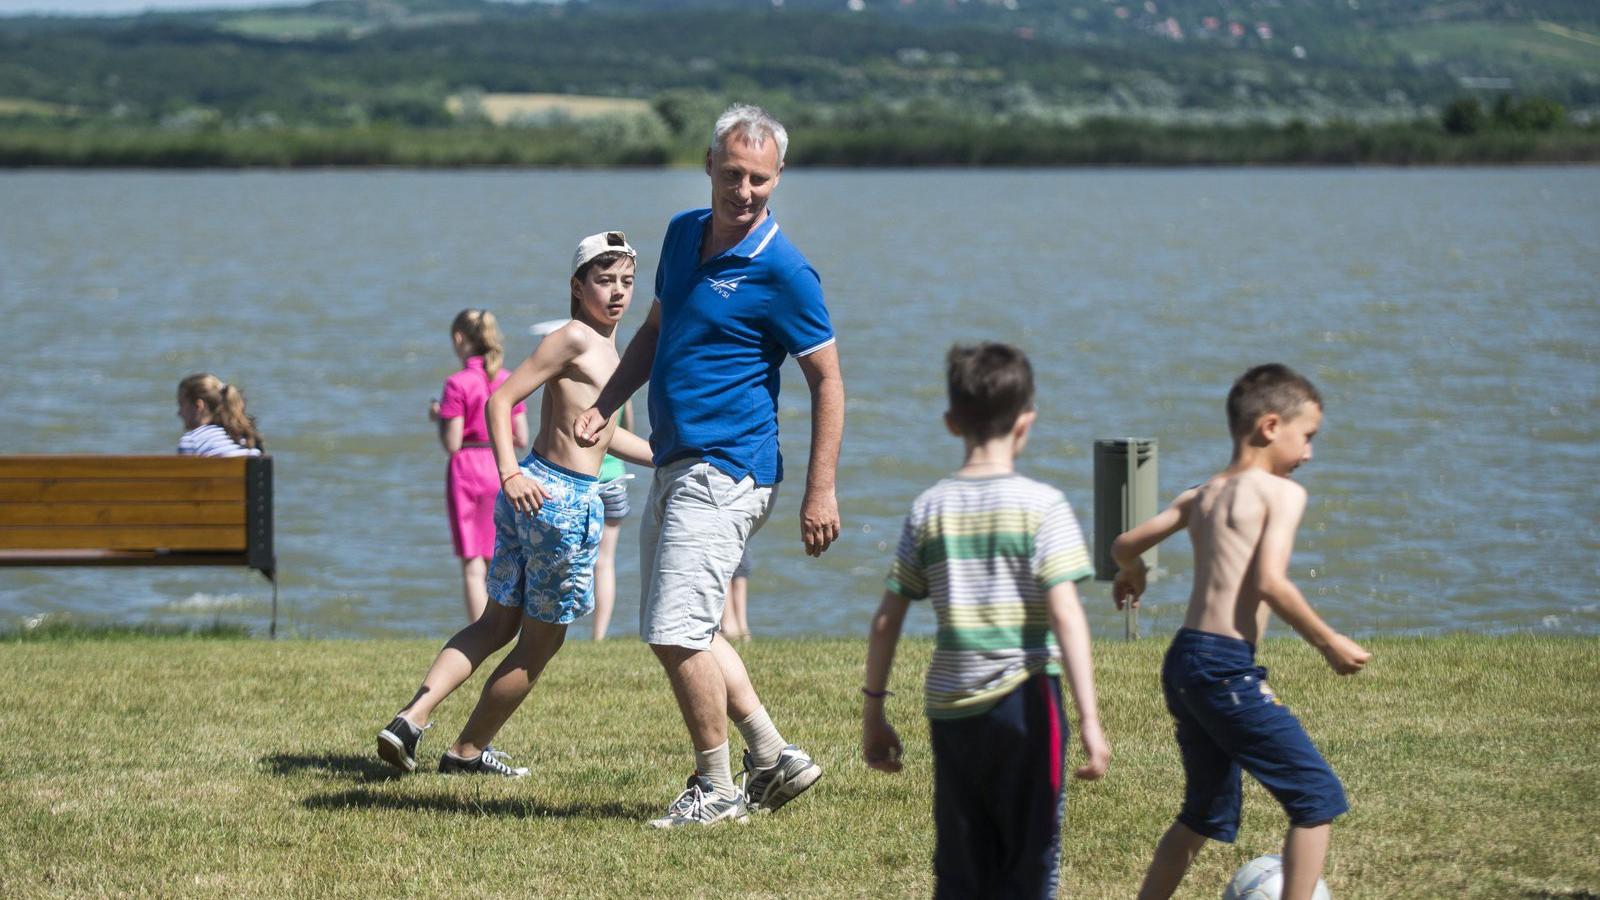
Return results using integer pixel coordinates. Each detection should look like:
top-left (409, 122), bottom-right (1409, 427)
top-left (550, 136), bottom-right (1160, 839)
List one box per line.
top-left (707, 275), bottom-right (746, 298)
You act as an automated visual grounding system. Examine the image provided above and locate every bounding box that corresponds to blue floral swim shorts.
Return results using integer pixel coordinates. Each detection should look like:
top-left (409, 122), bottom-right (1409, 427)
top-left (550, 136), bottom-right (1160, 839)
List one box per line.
top-left (486, 450), bottom-right (603, 624)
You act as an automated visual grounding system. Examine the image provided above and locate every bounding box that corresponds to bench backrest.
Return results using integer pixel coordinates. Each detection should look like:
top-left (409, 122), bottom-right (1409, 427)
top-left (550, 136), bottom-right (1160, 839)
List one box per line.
top-left (0, 455), bottom-right (274, 576)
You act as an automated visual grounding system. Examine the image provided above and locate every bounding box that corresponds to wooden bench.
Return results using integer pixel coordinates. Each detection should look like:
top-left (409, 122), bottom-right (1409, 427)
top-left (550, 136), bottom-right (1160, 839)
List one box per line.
top-left (0, 455), bottom-right (279, 636)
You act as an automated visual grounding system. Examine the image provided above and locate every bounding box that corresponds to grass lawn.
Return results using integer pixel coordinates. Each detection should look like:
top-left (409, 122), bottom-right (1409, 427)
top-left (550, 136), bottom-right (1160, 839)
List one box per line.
top-left (0, 633), bottom-right (1595, 898)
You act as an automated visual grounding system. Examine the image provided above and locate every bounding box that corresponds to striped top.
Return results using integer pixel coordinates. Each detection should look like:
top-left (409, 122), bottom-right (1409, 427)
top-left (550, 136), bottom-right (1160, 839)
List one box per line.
top-left (886, 473), bottom-right (1093, 720)
top-left (177, 424), bottom-right (260, 458)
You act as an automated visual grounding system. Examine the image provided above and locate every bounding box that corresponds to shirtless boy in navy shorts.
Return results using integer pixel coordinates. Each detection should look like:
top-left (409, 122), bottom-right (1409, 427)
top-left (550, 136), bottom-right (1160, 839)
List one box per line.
top-left (1111, 363), bottom-right (1371, 900)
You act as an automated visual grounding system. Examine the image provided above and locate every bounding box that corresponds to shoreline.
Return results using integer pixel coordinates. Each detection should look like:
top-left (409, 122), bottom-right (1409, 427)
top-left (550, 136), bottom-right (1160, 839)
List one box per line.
top-left (6, 618), bottom-right (1597, 642)
top-left (4, 123), bottom-right (1597, 170)
top-left (6, 159), bottom-right (1600, 173)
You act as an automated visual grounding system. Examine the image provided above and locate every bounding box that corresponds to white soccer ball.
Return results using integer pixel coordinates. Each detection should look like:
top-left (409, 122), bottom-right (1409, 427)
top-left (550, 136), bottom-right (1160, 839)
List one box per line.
top-left (1221, 853), bottom-right (1331, 900)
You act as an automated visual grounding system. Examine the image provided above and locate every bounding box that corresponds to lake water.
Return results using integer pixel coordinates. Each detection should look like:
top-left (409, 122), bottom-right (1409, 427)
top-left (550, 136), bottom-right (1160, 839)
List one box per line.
top-left (1, 168), bottom-right (1596, 640)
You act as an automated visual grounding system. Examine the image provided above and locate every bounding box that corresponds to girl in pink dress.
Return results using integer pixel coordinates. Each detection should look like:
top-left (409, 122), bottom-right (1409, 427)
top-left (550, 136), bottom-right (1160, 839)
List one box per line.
top-left (431, 309), bottom-right (528, 621)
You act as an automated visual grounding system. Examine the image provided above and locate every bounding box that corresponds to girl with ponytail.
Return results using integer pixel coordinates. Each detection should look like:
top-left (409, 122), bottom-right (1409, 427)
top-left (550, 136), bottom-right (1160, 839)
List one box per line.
top-left (176, 373), bottom-right (263, 457)
top-left (431, 309), bottom-right (529, 621)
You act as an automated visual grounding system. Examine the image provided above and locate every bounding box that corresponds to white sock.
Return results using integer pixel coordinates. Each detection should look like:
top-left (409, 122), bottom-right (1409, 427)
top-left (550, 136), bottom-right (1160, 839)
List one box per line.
top-left (695, 741), bottom-right (737, 799)
top-left (735, 706), bottom-right (786, 771)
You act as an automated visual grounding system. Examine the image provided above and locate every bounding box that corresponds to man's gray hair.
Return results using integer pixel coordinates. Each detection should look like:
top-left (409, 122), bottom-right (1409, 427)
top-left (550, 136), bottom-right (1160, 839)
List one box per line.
top-left (711, 104), bottom-right (789, 163)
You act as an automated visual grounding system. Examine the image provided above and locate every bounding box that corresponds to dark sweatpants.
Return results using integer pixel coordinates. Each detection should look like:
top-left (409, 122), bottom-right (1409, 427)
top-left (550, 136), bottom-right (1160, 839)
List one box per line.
top-left (929, 673), bottom-right (1068, 900)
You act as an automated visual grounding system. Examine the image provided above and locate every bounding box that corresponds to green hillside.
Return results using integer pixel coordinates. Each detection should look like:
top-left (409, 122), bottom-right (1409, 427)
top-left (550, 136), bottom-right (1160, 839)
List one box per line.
top-left (2, 0), bottom-right (1597, 123)
top-left (0, 0), bottom-right (1595, 165)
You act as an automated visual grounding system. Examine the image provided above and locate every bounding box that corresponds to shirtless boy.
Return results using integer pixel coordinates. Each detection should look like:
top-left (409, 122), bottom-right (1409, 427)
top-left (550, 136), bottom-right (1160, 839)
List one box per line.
top-left (1111, 363), bottom-right (1370, 900)
top-left (377, 231), bottom-right (653, 776)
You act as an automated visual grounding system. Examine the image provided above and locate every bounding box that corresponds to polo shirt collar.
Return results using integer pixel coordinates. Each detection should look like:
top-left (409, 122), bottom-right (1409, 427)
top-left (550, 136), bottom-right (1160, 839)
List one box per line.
top-left (699, 209), bottom-right (782, 262)
top-left (465, 356), bottom-right (486, 370)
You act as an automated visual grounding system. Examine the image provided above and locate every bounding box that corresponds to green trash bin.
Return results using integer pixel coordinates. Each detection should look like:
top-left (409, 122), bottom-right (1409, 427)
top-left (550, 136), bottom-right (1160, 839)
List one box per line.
top-left (1093, 438), bottom-right (1158, 638)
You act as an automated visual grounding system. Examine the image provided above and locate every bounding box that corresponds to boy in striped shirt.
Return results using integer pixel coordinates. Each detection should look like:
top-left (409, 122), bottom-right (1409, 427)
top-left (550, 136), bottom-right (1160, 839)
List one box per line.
top-left (862, 342), bottom-right (1110, 899)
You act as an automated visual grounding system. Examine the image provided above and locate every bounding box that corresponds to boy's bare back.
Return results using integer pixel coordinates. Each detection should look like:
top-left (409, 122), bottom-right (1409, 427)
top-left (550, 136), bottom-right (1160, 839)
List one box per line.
top-left (1180, 469), bottom-right (1306, 644)
top-left (1112, 366), bottom-right (1368, 680)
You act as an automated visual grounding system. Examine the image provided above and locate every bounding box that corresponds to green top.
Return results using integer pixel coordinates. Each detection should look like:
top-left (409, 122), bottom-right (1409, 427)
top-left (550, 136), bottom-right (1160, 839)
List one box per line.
top-left (598, 401), bottom-right (635, 484)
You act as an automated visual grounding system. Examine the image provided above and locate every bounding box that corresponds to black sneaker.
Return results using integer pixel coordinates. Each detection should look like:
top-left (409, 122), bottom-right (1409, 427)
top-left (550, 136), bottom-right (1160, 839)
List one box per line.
top-left (742, 745), bottom-right (822, 813)
top-left (481, 745), bottom-right (531, 777)
top-left (438, 749), bottom-right (528, 778)
top-left (376, 716), bottom-right (427, 773)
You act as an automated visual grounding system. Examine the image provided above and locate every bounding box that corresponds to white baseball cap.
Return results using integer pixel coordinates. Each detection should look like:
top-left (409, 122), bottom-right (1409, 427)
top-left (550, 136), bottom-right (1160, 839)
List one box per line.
top-left (571, 230), bottom-right (637, 277)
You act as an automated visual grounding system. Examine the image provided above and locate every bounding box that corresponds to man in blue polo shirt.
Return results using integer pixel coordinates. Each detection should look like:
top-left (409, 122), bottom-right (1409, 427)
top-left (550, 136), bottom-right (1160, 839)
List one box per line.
top-left (576, 104), bottom-right (844, 827)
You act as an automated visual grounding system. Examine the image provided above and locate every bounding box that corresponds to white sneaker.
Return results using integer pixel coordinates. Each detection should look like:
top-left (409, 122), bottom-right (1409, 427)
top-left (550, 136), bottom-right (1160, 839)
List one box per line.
top-left (647, 774), bottom-right (749, 828)
top-left (742, 744), bottom-right (822, 813)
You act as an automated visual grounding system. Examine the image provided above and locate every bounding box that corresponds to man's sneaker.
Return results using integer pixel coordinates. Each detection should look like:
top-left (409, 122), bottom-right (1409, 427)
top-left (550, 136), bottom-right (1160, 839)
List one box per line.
top-left (376, 716), bottom-right (427, 773)
top-left (646, 774), bottom-right (749, 829)
top-left (742, 745), bottom-right (822, 813)
top-left (438, 749), bottom-right (528, 778)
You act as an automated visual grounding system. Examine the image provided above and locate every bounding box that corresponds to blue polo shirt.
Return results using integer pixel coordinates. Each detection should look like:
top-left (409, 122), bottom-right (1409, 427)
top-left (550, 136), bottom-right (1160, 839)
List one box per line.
top-left (648, 207), bottom-right (835, 485)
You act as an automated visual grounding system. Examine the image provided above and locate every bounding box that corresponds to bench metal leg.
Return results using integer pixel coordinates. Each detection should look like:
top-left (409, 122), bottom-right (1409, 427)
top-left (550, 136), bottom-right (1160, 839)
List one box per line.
top-left (260, 568), bottom-right (278, 640)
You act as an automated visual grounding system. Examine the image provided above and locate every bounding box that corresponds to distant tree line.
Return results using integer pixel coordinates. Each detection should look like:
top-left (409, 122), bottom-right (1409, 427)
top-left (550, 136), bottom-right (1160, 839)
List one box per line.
top-left (1441, 96), bottom-right (1568, 136)
top-left (1, 112), bottom-right (1595, 168)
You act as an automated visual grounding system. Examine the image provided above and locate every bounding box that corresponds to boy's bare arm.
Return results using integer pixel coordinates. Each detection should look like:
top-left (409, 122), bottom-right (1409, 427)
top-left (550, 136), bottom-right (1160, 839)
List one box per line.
top-left (1110, 487), bottom-right (1196, 608)
top-left (1255, 481), bottom-right (1371, 674)
top-left (1047, 582), bottom-right (1110, 780)
top-left (488, 327), bottom-right (582, 513)
top-left (862, 590), bottom-right (910, 773)
top-left (1113, 487), bottom-right (1195, 565)
top-left (605, 426), bottom-right (654, 468)
top-left (576, 301), bottom-right (660, 444)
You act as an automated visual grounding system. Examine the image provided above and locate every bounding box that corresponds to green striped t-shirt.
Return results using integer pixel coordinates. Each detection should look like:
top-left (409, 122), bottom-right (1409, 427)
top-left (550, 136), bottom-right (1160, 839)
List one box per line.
top-left (885, 473), bottom-right (1093, 720)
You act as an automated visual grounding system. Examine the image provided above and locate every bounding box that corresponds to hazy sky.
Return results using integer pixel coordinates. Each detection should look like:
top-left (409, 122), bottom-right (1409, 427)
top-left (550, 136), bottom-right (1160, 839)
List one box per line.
top-left (0, 0), bottom-right (310, 14)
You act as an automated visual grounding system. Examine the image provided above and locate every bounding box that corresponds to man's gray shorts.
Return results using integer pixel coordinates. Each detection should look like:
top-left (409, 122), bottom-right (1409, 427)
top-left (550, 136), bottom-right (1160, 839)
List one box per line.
top-left (598, 476), bottom-right (631, 521)
top-left (638, 457), bottom-right (774, 650)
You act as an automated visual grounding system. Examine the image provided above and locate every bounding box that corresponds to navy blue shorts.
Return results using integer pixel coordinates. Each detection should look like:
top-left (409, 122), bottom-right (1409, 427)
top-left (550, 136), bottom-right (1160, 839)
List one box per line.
top-left (929, 673), bottom-right (1067, 900)
top-left (1162, 628), bottom-right (1348, 842)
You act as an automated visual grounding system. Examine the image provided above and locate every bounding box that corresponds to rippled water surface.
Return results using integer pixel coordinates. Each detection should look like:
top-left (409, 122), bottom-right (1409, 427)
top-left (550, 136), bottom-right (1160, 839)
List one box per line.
top-left (2, 168), bottom-right (1596, 638)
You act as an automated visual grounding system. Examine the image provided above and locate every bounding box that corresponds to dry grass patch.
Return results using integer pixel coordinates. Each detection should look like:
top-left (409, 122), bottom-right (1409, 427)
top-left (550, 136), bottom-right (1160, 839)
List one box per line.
top-left (446, 93), bottom-right (653, 126)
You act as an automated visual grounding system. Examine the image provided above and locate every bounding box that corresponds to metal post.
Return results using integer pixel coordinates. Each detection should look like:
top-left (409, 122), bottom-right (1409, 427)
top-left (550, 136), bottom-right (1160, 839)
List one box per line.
top-left (1125, 437), bottom-right (1138, 641)
top-left (1093, 437), bottom-right (1158, 641)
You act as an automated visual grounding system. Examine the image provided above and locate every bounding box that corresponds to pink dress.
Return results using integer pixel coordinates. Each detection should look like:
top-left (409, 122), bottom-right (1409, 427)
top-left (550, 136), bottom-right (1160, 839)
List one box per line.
top-left (440, 356), bottom-right (524, 559)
